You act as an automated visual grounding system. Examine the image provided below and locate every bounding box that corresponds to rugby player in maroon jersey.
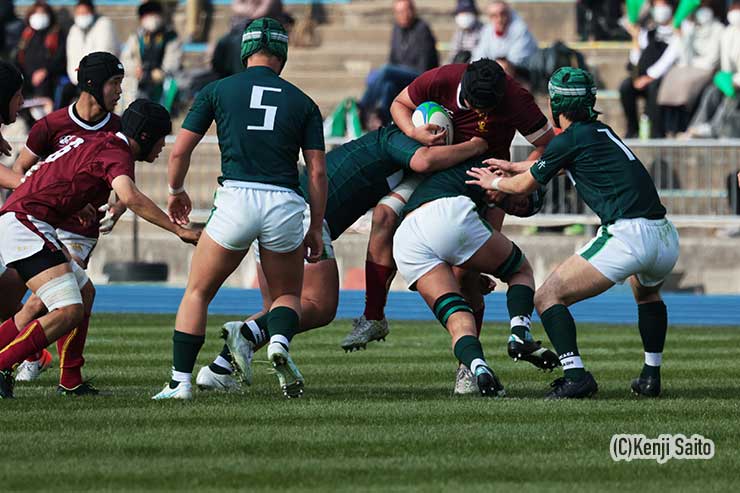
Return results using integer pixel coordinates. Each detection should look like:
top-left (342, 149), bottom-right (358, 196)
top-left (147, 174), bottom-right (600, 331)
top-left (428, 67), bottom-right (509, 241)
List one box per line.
top-left (6, 53), bottom-right (128, 385)
top-left (0, 100), bottom-right (199, 398)
top-left (344, 60), bottom-right (555, 390)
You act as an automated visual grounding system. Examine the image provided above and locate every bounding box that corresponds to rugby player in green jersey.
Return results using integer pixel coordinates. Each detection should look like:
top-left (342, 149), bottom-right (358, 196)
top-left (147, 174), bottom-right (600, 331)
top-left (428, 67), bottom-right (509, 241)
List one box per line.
top-left (466, 67), bottom-right (680, 399)
top-left (153, 18), bottom-right (327, 400)
top-left (195, 124), bottom-right (493, 392)
top-left (392, 155), bottom-right (558, 397)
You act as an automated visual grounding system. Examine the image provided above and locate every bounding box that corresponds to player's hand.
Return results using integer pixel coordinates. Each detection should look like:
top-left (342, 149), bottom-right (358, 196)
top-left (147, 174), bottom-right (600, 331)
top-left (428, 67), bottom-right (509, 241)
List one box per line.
top-left (466, 167), bottom-right (502, 190)
top-left (483, 158), bottom-right (516, 173)
top-left (469, 136), bottom-right (488, 155)
top-left (633, 75), bottom-right (653, 90)
top-left (168, 191), bottom-right (192, 226)
top-left (411, 124), bottom-right (448, 146)
top-left (75, 203), bottom-right (98, 228)
top-left (177, 226), bottom-right (201, 245)
top-left (0, 135), bottom-right (12, 156)
top-left (304, 227), bottom-right (323, 263)
top-left (478, 274), bottom-right (497, 295)
top-left (737, 171), bottom-right (740, 189)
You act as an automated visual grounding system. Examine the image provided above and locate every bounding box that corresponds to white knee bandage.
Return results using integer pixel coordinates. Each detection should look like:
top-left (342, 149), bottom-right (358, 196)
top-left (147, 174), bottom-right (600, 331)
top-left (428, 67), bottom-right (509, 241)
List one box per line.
top-left (377, 195), bottom-right (406, 216)
top-left (70, 260), bottom-right (90, 288)
top-left (36, 273), bottom-right (83, 312)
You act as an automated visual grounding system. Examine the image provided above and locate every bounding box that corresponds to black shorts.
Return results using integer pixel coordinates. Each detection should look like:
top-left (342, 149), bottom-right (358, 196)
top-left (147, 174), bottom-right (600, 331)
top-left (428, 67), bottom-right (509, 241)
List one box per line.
top-left (8, 246), bottom-right (68, 283)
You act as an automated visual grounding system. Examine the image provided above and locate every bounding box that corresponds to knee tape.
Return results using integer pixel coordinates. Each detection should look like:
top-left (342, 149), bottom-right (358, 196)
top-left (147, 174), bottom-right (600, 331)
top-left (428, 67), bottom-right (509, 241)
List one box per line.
top-left (377, 195), bottom-right (406, 216)
top-left (70, 261), bottom-right (89, 288)
top-left (36, 273), bottom-right (83, 312)
top-left (433, 292), bottom-right (473, 327)
top-left (495, 243), bottom-right (525, 281)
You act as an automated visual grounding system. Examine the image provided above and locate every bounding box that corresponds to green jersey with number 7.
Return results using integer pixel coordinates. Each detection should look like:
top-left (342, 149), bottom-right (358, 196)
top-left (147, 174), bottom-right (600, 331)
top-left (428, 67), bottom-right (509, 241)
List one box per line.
top-left (530, 121), bottom-right (666, 226)
top-left (182, 65), bottom-right (325, 193)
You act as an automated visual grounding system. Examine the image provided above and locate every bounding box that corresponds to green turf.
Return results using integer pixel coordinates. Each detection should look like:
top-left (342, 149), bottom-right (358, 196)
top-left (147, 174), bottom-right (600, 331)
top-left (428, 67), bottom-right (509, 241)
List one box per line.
top-left (1, 314), bottom-right (738, 492)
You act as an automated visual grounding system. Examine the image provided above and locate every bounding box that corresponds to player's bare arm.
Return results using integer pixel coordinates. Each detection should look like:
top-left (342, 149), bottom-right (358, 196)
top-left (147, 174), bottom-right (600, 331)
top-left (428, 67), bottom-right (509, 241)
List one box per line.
top-left (524, 128), bottom-right (555, 162)
top-left (11, 146), bottom-right (40, 174)
top-left (112, 175), bottom-right (200, 244)
top-left (410, 136), bottom-right (487, 173)
top-left (390, 88), bottom-right (447, 146)
top-left (466, 166), bottom-right (539, 195)
top-left (303, 148), bottom-right (328, 263)
top-left (0, 165), bottom-right (22, 189)
top-left (167, 128), bottom-right (202, 226)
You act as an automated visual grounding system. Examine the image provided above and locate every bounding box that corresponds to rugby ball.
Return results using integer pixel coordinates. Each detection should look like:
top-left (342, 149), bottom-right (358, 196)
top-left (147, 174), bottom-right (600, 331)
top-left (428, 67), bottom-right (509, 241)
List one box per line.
top-left (412, 101), bottom-right (454, 145)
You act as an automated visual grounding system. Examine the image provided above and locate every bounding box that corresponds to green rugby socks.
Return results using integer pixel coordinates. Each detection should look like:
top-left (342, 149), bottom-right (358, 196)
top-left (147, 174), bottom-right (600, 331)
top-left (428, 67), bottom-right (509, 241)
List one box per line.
top-left (454, 335), bottom-right (489, 374)
top-left (267, 306), bottom-right (300, 350)
top-left (507, 285), bottom-right (534, 342)
top-left (540, 304), bottom-right (586, 381)
top-left (170, 330), bottom-right (205, 388)
top-left (638, 301), bottom-right (667, 379)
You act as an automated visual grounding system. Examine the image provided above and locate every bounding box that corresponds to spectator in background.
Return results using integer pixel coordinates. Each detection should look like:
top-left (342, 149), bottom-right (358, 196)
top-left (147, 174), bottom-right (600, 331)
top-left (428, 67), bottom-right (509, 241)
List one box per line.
top-left (685, 1), bottom-right (740, 138)
top-left (447, 0), bottom-right (483, 64)
top-left (232, 0), bottom-right (292, 29)
top-left (15, 1), bottom-right (66, 108)
top-left (577, 0), bottom-right (628, 41)
top-left (471, 1), bottom-right (538, 79)
top-left (659, 1), bottom-right (723, 135)
top-left (66, 0), bottom-right (119, 86)
top-left (359, 0), bottom-right (438, 127)
top-left (121, 1), bottom-right (182, 103)
top-left (619, 0), bottom-right (676, 138)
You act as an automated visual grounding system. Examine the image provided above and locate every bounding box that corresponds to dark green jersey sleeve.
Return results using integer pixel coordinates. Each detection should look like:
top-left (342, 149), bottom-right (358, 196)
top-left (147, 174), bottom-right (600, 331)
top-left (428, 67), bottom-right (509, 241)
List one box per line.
top-left (529, 132), bottom-right (578, 185)
top-left (302, 102), bottom-right (325, 151)
top-left (182, 83), bottom-right (216, 135)
top-left (383, 127), bottom-right (423, 169)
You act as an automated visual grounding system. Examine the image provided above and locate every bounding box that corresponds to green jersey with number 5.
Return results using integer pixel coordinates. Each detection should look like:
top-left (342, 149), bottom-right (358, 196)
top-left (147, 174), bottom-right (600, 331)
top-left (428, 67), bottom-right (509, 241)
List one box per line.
top-left (530, 121), bottom-right (666, 225)
top-left (182, 65), bottom-right (325, 192)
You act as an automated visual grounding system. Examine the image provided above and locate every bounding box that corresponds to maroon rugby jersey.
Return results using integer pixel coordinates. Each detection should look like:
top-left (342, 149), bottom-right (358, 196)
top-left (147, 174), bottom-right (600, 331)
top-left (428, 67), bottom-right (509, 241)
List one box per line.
top-left (3, 132), bottom-right (134, 228)
top-left (25, 105), bottom-right (121, 238)
top-left (407, 64), bottom-right (550, 159)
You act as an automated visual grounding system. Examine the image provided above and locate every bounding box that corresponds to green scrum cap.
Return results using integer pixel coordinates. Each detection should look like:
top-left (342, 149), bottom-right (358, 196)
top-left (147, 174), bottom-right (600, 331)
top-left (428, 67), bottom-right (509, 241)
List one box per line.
top-left (241, 17), bottom-right (289, 68)
top-left (548, 67), bottom-right (599, 127)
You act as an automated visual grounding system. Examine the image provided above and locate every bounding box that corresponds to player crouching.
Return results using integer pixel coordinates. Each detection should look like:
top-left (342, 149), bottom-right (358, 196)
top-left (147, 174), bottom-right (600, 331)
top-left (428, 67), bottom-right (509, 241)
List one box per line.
top-left (466, 68), bottom-right (679, 398)
top-left (0, 100), bottom-right (199, 398)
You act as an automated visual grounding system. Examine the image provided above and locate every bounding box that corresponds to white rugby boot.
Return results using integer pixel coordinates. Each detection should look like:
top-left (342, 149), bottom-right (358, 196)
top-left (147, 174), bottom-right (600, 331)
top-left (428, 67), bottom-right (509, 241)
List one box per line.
top-left (152, 382), bottom-right (193, 400)
top-left (196, 365), bottom-right (240, 392)
top-left (220, 321), bottom-right (255, 385)
top-left (267, 342), bottom-right (304, 398)
top-left (15, 349), bottom-right (53, 382)
top-left (453, 364), bottom-right (479, 395)
top-left (341, 316), bottom-right (389, 352)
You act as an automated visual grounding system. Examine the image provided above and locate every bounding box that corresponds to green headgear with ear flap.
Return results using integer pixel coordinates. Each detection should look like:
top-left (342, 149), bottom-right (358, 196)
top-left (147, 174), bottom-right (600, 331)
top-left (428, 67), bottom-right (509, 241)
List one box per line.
top-left (241, 17), bottom-right (289, 68)
top-left (548, 67), bottom-right (599, 128)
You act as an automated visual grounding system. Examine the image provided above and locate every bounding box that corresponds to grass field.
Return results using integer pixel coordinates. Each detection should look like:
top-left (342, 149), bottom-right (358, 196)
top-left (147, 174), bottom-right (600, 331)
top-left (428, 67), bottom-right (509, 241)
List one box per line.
top-left (1, 314), bottom-right (739, 492)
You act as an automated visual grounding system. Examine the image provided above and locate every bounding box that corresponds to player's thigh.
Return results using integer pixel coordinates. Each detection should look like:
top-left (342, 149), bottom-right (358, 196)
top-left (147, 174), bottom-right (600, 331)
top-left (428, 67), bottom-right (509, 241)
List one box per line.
top-left (255, 261), bottom-right (273, 312)
top-left (415, 263), bottom-right (463, 310)
top-left (303, 258), bottom-right (339, 311)
top-left (0, 267), bottom-right (27, 319)
top-left (535, 255), bottom-right (614, 312)
top-left (629, 275), bottom-right (663, 304)
top-left (186, 231), bottom-right (248, 299)
top-left (259, 245), bottom-right (304, 299)
top-left (455, 267), bottom-right (483, 309)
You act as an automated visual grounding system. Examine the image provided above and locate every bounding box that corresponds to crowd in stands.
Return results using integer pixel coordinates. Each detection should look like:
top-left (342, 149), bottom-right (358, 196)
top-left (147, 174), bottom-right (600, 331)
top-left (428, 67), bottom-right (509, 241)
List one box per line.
top-left (1, 0), bottom-right (740, 140)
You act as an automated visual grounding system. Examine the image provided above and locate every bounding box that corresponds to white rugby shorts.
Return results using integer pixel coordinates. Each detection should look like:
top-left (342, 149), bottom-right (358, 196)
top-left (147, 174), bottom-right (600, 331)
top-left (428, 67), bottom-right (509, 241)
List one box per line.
top-left (253, 206), bottom-right (335, 263)
top-left (205, 181), bottom-right (307, 253)
top-left (393, 196), bottom-right (492, 288)
top-left (578, 217), bottom-right (680, 287)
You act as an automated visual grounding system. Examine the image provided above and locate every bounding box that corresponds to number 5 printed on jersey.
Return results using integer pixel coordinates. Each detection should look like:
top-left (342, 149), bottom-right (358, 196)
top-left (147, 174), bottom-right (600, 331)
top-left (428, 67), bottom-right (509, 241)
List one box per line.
top-left (248, 86), bottom-right (282, 131)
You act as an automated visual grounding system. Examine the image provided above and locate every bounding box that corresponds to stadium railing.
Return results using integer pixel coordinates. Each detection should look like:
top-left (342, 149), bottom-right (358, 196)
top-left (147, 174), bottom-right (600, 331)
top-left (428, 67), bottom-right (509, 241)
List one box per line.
top-left (5, 135), bottom-right (740, 228)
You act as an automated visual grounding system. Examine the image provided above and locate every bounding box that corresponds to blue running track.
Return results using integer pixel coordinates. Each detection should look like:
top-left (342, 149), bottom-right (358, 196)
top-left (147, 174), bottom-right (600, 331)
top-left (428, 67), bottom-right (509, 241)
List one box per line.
top-left (93, 285), bottom-right (739, 326)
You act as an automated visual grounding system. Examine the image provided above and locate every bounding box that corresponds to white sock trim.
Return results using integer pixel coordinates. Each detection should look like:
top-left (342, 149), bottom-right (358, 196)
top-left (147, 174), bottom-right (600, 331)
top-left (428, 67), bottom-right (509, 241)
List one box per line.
top-left (214, 355), bottom-right (233, 372)
top-left (469, 358), bottom-right (486, 374)
top-left (560, 355), bottom-right (584, 370)
top-left (270, 334), bottom-right (290, 349)
top-left (245, 320), bottom-right (264, 345)
top-left (171, 369), bottom-right (192, 384)
top-left (510, 315), bottom-right (531, 330)
top-left (645, 352), bottom-right (662, 367)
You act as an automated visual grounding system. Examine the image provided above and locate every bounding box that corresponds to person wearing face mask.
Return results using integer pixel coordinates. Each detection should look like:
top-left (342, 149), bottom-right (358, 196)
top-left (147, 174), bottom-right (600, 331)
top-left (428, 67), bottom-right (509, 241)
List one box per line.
top-left (658, 1), bottom-right (724, 135)
top-left (619, 0), bottom-right (678, 138)
top-left (121, 1), bottom-right (183, 103)
top-left (685, 1), bottom-right (740, 138)
top-left (447, 0), bottom-right (484, 64)
top-left (65, 0), bottom-right (119, 88)
top-left (15, 1), bottom-right (66, 109)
